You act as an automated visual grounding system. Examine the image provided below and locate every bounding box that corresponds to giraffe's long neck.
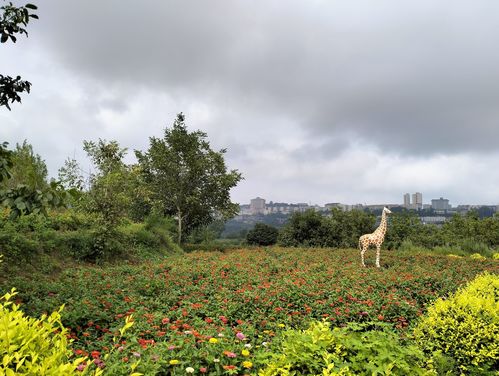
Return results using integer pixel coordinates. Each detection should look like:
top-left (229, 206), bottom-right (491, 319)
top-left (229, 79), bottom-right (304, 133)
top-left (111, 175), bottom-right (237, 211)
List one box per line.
top-left (373, 211), bottom-right (388, 237)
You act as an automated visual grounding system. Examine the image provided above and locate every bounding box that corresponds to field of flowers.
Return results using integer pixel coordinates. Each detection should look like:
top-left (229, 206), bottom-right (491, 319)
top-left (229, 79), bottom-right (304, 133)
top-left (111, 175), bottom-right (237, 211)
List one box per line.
top-left (3, 247), bottom-right (498, 374)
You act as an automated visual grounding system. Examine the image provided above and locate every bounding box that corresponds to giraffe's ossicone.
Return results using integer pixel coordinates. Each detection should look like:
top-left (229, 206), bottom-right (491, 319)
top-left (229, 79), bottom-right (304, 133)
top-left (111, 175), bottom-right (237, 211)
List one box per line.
top-left (359, 207), bottom-right (392, 267)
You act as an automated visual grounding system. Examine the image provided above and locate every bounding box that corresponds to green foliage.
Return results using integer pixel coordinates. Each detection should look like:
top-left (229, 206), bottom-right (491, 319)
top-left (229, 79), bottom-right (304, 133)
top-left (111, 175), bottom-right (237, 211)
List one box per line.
top-left (81, 139), bottom-right (133, 259)
top-left (1, 140), bottom-right (48, 190)
top-left (260, 321), bottom-right (428, 376)
top-left (0, 142), bottom-right (71, 219)
top-left (58, 157), bottom-right (86, 191)
top-left (414, 272), bottom-right (499, 374)
top-left (0, 141), bottom-right (13, 182)
top-left (0, 210), bottom-right (181, 264)
top-left (120, 215), bottom-right (182, 255)
top-left (384, 211), bottom-right (499, 257)
top-left (1, 180), bottom-right (71, 219)
top-left (136, 113), bottom-right (242, 244)
top-left (278, 209), bottom-right (375, 248)
top-left (247, 222), bottom-right (279, 246)
top-left (0, 288), bottom-right (84, 375)
top-left (0, 1), bottom-right (37, 110)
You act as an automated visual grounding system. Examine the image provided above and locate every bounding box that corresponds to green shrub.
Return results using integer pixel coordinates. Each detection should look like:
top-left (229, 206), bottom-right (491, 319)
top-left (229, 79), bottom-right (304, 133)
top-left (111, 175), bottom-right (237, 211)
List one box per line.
top-left (247, 223), bottom-right (279, 246)
top-left (414, 272), bottom-right (499, 374)
top-left (432, 245), bottom-right (466, 257)
top-left (459, 239), bottom-right (493, 258)
top-left (259, 321), bottom-right (427, 376)
top-left (397, 240), bottom-right (427, 253)
top-left (470, 253), bottom-right (487, 260)
top-left (0, 288), bottom-right (85, 375)
top-left (120, 217), bottom-right (182, 255)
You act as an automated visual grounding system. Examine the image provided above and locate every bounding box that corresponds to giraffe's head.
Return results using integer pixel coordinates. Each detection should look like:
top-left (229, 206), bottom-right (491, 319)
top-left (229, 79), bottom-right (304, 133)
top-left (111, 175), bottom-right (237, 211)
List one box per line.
top-left (383, 207), bottom-right (392, 214)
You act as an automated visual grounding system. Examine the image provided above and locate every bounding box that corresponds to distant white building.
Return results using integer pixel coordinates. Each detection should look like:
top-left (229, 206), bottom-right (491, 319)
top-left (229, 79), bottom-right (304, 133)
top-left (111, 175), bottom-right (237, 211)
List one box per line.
top-left (412, 192), bottom-right (423, 209)
top-left (403, 193), bottom-right (410, 208)
top-left (250, 197), bottom-right (266, 215)
top-left (431, 197), bottom-right (451, 210)
top-left (421, 216), bottom-right (447, 224)
top-left (326, 203), bottom-right (347, 211)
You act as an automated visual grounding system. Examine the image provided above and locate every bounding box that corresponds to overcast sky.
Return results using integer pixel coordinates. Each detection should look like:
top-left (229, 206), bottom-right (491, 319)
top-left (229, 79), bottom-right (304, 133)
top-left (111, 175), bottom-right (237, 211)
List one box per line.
top-left (2, 0), bottom-right (499, 206)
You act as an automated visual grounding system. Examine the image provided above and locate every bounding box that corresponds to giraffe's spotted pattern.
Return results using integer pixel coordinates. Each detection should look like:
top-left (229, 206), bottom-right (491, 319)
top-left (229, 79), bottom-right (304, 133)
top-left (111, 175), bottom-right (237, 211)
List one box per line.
top-left (359, 207), bottom-right (392, 267)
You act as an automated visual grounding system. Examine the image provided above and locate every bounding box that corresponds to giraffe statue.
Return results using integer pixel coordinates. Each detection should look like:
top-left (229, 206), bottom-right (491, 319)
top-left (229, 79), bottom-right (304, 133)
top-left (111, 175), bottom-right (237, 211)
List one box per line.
top-left (359, 207), bottom-right (392, 268)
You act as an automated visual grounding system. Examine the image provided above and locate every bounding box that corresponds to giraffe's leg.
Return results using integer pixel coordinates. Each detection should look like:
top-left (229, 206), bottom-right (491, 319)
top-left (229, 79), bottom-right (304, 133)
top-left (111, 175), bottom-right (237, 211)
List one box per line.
top-left (375, 245), bottom-right (381, 268)
top-left (361, 243), bottom-right (367, 267)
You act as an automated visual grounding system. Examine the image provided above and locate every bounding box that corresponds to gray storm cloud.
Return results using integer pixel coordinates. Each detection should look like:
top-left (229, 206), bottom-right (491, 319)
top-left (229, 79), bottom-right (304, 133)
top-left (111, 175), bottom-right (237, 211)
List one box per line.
top-left (27, 0), bottom-right (499, 156)
top-left (3, 0), bottom-right (499, 205)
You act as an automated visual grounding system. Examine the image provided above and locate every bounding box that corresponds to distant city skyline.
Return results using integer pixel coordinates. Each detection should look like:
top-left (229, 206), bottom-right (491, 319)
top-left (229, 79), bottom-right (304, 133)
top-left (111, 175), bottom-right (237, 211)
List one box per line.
top-left (239, 193), bottom-right (498, 209)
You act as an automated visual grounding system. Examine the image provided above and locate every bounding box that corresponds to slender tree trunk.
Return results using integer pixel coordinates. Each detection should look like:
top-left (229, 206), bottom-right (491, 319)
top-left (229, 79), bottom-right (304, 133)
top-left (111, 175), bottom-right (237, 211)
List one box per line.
top-left (177, 207), bottom-right (182, 245)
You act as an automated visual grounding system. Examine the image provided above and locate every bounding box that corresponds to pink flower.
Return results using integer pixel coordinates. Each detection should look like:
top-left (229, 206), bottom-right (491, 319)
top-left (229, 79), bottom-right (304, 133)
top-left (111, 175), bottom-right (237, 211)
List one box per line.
top-left (224, 351), bottom-right (237, 358)
top-left (76, 363), bottom-right (86, 371)
top-left (200, 367), bottom-right (208, 373)
top-left (236, 332), bottom-right (246, 340)
top-left (168, 345), bottom-right (176, 350)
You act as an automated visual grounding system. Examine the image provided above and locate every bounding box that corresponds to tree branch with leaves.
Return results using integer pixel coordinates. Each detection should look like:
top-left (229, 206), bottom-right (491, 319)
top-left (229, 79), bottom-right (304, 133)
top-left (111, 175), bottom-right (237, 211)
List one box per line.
top-left (0, 1), bottom-right (37, 110)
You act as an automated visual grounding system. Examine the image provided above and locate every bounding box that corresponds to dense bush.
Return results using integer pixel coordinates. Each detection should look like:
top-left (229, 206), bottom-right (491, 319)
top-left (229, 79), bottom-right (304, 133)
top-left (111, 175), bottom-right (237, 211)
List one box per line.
top-left (414, 272), bottom-right (499, 374)
top-left (260, 321), bottom-right (428, 376)
top-left (386, 211), bottom-right (499, 256)
top-left (246, 223), bottom-right (279, 246)
top-left (0, 289), bottom-right (84, 375)
top-left (0, 210), bottom-right (181, 264)
top-left (278, 209), bottom-right (375, 248)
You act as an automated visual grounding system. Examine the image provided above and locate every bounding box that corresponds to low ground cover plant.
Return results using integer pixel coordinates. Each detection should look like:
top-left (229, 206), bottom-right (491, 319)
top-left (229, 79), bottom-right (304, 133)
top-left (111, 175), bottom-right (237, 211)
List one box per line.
top-left (1, 248), bottom-right (497, 374)
top-left (259, 321), bottom-right (428, 376)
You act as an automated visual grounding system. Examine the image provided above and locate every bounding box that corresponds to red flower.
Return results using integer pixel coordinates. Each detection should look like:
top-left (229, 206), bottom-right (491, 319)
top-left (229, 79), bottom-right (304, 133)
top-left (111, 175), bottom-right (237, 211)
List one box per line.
top-left (162, 317), bottom-right (170, 324)
top-left (91, 350), bottom-right (100, 359)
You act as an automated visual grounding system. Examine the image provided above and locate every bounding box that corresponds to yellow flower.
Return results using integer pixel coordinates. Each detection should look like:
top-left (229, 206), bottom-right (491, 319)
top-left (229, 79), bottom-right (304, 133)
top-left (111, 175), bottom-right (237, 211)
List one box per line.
top-left (277, 323), bottom-right (285, 328)
top-left (169, 359), bottom-right (180, 365)
top-left (242, 361), bottom-right (253, 369)
top-left (241, 349), bottom-right (250, 357)
top-left (209, 337), bottom-right (219, 344)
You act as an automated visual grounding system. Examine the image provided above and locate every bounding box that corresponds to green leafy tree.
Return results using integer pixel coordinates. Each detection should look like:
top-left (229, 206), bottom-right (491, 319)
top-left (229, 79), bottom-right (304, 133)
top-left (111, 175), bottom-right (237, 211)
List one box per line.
top-left (57, 157), bottom-right (86, 191)
top-left (1, 140), bottom-right (48, 189)
top-left (1, 1), bottom-right (38, 110)
top-left (136, 113), bottom-right (242, 244)
top-left (278, 209), bottom-right (330, 247)
top-left (82, 139), bottom-right (132, 258)
top-left (0, 142), bottom-right (69, 218)
top-left (246, 222), bottom-right (279, 246)
top-left (279, 209), bottom-right (375, 248)
top-left (0, 141), bottom-right (13, 182)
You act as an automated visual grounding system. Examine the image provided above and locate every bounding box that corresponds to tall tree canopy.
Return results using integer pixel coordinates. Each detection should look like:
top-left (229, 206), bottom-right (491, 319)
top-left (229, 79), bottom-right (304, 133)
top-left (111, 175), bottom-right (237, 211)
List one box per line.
top-left (136, 113), bottom-right (242, 244)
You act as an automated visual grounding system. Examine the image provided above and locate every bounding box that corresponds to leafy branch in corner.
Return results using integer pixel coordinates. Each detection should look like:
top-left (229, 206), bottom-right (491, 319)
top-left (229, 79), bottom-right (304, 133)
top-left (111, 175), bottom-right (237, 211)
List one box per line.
top-left (0, 1), bottom-right (38, 110)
